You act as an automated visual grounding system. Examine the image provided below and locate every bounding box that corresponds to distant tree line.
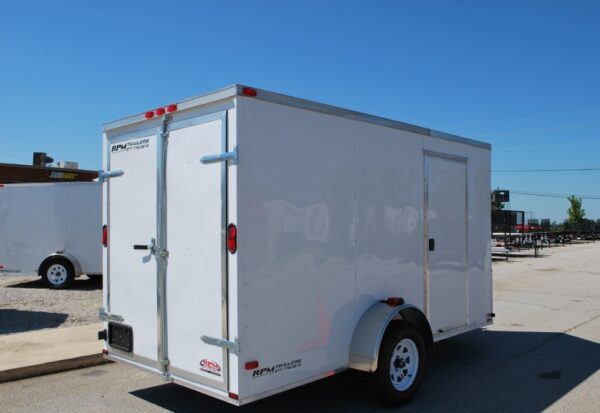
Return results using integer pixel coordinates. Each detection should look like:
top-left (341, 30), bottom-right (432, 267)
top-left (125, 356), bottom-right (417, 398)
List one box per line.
top-left (492, 193), bottom-right (598, 232)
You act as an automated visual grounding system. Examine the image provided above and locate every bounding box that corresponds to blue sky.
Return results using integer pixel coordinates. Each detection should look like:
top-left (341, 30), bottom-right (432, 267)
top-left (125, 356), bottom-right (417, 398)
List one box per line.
top-left (1, 1), bottom-right (599, 222)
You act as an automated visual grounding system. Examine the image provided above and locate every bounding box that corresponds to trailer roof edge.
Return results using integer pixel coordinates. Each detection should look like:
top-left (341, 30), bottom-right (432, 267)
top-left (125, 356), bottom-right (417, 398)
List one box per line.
top-left (103, 84), bottom-right (491, 150)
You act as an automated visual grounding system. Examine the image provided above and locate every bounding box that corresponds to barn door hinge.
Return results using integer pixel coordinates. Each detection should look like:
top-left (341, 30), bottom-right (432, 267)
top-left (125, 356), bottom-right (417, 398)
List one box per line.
top-left (98, 169), bottom-right (124, 182)
top-left (200, 146), bottom-right (238, 165)
top-left (201, 335), bottom-right (239, 355)
top-left (98, 308), bottom-right (124, 322)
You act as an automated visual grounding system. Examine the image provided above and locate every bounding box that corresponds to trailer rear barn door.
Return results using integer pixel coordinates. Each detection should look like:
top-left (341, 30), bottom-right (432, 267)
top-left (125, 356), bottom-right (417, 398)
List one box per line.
top-left (107, 131), bottom-right (158, 363)
top-left (425, 153), bottom-right (468, 334)
top-left (165, 112), bottom-right (228, 390)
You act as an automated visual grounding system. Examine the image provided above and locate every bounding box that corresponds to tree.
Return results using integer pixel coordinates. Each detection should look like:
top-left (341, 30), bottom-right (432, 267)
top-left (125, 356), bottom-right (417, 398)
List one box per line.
top-left (567, 195), bottom-right (585, 230)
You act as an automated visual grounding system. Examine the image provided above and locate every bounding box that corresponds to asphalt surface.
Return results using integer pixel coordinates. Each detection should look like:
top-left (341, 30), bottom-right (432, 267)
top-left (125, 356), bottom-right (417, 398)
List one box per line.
top-left (0, 274), bottom-right (102, 335)
top-left (2, 242), bottom-right (599, 412)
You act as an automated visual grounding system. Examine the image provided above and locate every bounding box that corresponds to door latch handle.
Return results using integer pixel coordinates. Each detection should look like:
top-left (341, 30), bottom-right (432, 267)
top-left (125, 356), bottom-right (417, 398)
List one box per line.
top-left (429, 238), bottom-right (435, 251)
top-left (133, 238), bottom-right (156, 253)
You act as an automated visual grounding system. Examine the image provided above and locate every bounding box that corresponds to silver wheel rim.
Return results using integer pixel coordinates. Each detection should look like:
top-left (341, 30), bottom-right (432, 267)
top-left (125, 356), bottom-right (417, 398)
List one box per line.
top-left (390, 338), bottom-right (419, 391)
top-left (47, 264), bottom-right (68, 286)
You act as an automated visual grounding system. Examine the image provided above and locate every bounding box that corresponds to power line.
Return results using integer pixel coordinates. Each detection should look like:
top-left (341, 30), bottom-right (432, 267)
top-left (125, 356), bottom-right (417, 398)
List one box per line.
top-left (448, 106), bottom-right (600, 131)
top-left (510, 190), bottom-right (600, 200)
top-left (493, 167), bottom-right (600, 173)
top-left (494, 140), bottom-right (600, 152)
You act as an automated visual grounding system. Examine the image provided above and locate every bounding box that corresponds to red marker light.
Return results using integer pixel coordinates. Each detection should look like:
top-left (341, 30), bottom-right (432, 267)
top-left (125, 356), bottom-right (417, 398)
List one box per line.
top-left (227, 224), bottom-right (237, 254)
top-left (102, 225), bottom-right (108, 247)
top-left (155, 107), bottom-right (166, 116)
top-left (144, 111), bottom-right (154, 119)
top-left (386, 297), bottom-right (404, 306)
top-left (245, 361), bottom-right (259, 370)
top-left (228, 392), bottom-right (239, 400)
top-left (166, 104), bottom-right (177, 113)
top-left (242, 87), bottom-right (257, 97)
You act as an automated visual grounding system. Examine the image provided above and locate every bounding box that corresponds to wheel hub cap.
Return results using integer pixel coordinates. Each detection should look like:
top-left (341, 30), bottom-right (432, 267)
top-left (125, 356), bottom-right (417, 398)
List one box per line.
top-left (47, 264), bottom-right (68, 286)
top-left (389, 338), bottom-right (419, 391)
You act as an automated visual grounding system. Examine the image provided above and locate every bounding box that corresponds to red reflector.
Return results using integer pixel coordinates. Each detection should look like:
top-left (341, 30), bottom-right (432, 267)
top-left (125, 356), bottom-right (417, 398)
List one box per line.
top-left (155, 107), bottom-right (166, 116)
top-left (102, 225), bottom-right (108, 247)
top-left (144, 111), bottom-right (154, 119)
top-left (241, 87), bottom-right (257, 97)
top-left (227, 223), bottom-right (237, 254)
top-left (245, 361), bottom-right (259, 370)
top-left (0, 265), bottom-right (4, 270)
top-left (386, 297), bottom-right (404, 306)
top-left (102, 349), bottom-right (108, 355)
top-left (166, 104), bottom-right (177, 113)
top-left (228, 392), bottom-right (239, 400)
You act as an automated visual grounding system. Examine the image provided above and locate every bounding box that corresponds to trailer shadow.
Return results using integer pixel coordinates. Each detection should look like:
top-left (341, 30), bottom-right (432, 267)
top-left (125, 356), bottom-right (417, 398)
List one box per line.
top-left (130, 329), bottom-right (600, 413)
top-left (0, 309), bottom-right (68, 334)
top-left (4, 275), bottom-right (102, 291)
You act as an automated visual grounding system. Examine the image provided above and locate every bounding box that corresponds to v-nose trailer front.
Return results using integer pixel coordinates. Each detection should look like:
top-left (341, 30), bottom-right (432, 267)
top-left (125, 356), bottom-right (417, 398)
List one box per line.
top-left (99, 85), bottom-right (492, 406)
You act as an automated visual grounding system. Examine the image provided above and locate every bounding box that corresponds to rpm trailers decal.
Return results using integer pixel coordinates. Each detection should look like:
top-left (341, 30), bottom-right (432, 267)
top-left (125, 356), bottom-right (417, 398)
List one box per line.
top-left (111, 138), bottom-right (150, 154)
top-left (199, 359), bottom-right (222, 377)
top-left (251, 359), bottom-right (302, 378)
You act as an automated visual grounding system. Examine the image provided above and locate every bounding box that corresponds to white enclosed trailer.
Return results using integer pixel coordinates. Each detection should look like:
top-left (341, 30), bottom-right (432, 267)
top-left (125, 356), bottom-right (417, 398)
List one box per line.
top-left (0, 182), bottom-right (102, 288)
top-left (100, 85), bottom-right (492, 406)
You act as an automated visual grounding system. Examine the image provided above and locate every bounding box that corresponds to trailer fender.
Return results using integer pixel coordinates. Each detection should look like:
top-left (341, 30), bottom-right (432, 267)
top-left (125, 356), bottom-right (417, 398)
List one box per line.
top-left (348, 302), bottom-right (433, 372)
top-left (38, 252), bottom-right (82, 277)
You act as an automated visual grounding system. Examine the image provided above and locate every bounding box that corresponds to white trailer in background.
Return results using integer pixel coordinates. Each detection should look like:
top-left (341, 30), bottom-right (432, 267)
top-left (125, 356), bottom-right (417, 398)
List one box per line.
top-left (99, 85), bottom-right (492, 406)
top-left (0, 182), bottom-right (102, 289)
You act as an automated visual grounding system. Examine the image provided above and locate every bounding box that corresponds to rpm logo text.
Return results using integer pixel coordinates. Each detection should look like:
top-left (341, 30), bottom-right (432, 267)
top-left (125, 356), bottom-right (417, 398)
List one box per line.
top-left (111, 138), bottom-right (150, 153)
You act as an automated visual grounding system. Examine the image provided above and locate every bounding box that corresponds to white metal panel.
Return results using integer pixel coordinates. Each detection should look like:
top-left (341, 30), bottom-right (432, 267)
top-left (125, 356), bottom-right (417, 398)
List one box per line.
top-left (65, 183), bottom-right (102, 273)
top-left (107, 131), bottom-right (158, 361)
top-left (236, 97), bottom-right (357, 398)
top-left (355, 123), bottom-right (425, 318)
top-left (0, 182), bottom-right (101, 274)
top-left (466, 146), bottom-right (493, 325)
top-left (425, 155), bottom-right (468, 332)
top-left (166, 115), bottom-right (226, 388)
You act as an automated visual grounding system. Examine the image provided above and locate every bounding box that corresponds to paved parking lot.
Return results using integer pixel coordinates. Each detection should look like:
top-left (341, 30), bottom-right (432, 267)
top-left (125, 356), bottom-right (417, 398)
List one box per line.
top-left (1, 243), bottom-right (599, 412)
top-left (0, 274), bottom-right (102, 335)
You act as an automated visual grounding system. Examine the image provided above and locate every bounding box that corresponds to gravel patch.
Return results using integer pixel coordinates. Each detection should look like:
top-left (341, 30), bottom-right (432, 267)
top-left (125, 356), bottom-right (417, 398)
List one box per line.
top-left (0, 274), bottom-right (102, 335)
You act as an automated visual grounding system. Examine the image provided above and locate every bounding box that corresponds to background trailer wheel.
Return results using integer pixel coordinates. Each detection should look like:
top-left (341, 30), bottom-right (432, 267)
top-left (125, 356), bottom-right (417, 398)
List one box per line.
top-left (40, 258), bottom-right (75, 289)
top-left (372, 323), bottom-right (427, 405)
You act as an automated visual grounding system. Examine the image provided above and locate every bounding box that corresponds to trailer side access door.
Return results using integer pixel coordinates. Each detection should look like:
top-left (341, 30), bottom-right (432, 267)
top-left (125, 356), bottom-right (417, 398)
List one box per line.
top-left (165, 112), bottom-right (230, 390)
top-left (424, 152), bottom-right (468, 334)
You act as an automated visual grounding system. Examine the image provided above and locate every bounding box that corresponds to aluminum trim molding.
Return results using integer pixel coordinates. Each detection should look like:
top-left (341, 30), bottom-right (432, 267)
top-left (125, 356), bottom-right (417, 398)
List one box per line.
top-left (220, 110), bottom-right (230, 391)
top-left (170, 366), bottom-right (228, 392)
top-left (156, 116), bottom-right (169, 374)
top-left (104, 84), bottom-right (491, 151)
top-left (103, 85), bottom-right (238, 132)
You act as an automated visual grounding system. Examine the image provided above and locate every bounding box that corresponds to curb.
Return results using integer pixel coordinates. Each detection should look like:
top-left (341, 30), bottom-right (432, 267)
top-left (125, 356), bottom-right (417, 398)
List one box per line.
top-left (0, 354), bottom-right (112, 383)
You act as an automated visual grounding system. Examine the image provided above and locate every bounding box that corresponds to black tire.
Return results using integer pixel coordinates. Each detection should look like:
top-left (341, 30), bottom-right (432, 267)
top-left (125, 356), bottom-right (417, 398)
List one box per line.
top-left (371, 322), bottom-right (427, 405)
top-left (40, 258), bottom-right (75, 289)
